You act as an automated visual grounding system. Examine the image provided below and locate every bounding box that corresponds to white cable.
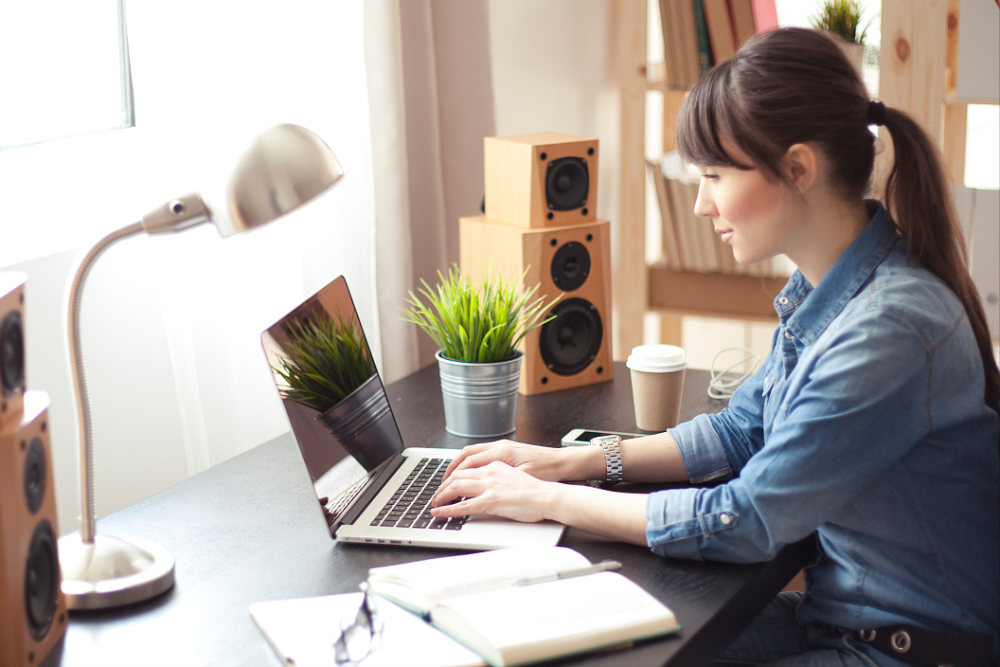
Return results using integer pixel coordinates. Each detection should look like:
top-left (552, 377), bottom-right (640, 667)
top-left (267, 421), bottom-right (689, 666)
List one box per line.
top-left (708, 347), bottom-right (761, 400)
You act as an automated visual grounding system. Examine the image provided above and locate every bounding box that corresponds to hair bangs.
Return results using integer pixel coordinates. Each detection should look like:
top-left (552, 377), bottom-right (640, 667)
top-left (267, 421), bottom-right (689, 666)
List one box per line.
top-left (676, 64), bottom-right (751, 170)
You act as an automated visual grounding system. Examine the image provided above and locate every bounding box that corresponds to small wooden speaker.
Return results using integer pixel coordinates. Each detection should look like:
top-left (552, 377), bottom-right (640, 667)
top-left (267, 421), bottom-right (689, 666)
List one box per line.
top-left (460, 215), bottom-right (613, 395)
top-left (0, 391), bottom-right (67, 667)
top-left (1, 272), bottom-right (26, 431)
top-left (484, 132), bottom-right (599, 229)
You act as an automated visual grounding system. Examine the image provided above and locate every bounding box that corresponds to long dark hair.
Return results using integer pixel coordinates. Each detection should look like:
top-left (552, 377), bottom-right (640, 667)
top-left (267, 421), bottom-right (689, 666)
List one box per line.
top-left (676, 27), bottom-right (999, 416)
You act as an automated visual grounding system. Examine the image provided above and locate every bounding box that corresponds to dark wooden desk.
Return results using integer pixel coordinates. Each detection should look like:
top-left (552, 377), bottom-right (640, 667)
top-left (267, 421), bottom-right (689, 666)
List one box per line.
top-left (47, 364), bottom-right (814, 667)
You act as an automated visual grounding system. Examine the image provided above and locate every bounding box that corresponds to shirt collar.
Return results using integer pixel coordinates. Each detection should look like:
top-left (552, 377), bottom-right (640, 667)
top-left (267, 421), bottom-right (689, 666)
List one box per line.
top-left (776, 200), bottom-right (899, 345)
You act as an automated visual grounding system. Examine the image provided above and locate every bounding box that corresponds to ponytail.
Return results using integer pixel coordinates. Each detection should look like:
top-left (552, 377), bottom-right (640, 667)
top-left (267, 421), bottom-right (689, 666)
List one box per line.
top-left (882, 109), bottom-right (1000, 416)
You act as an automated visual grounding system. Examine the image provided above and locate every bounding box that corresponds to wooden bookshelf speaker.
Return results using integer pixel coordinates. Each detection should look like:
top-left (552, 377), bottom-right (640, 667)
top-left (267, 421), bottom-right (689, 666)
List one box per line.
top-left (0, 390), bottom-right (68, 667)
top-left (484, 132), bottom-right (599, 229)
top-left (460, 215), bottom-right (613, 395)
top-left (1, 272), bottom-right (26, 432)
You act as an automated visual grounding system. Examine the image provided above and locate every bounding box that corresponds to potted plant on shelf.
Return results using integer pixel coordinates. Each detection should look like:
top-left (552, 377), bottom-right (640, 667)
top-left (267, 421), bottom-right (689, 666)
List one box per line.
top-left (402, 266), bottom-right (556, 438)
top-left (811, 0), bottom-right (869, 75)
top-left (273, 309), bottom-right (397, 466)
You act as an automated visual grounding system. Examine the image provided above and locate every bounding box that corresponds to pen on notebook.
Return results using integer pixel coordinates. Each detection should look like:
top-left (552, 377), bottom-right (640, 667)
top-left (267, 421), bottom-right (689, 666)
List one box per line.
top-left (512, 560), bottom-right (622, 587)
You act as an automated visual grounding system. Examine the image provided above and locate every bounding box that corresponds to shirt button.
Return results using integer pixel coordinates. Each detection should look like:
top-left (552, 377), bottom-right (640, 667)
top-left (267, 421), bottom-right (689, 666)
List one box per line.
top-left (785, 331), bottom-right (793, 339)
top-left (720, 514), bottom-right (731, 525)
top-left (779, 297), bottom-right (789, 305)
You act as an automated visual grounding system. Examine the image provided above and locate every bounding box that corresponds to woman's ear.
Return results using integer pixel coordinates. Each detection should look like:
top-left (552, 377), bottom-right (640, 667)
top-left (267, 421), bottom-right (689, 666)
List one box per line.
top-left (783, 143), bottom-right (818, 195)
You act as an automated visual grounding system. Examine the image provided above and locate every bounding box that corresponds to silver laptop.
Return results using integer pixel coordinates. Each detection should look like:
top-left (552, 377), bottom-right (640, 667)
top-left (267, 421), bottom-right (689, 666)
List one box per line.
top-left (260, 275), bottom-right (565, 550)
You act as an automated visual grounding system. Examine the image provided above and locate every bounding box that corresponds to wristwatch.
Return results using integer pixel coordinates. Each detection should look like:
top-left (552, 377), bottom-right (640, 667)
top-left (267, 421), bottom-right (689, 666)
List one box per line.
top-left (591, 435), bottom-right (623, 484)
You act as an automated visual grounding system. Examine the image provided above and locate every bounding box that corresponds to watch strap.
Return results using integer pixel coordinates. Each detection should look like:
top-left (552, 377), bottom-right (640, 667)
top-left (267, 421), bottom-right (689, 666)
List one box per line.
top-left (591, 435), bottom-right (623, 483)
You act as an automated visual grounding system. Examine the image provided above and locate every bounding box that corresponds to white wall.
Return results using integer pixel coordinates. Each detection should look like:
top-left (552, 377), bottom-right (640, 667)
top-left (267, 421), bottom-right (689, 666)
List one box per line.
top-left (0, 1), bottom-right (376, 535)
top-left (487, 0), bottom-right (619, 226)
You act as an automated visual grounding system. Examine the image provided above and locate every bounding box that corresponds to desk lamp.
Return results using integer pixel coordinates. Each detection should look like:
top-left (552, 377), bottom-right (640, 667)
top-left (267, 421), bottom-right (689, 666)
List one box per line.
top-left (57, 124), bottom-right (344, 610)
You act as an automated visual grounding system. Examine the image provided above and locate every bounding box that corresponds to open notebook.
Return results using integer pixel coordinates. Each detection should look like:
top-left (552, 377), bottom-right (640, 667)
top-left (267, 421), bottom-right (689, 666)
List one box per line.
top-left (260, 275), bottom-right (565, 550)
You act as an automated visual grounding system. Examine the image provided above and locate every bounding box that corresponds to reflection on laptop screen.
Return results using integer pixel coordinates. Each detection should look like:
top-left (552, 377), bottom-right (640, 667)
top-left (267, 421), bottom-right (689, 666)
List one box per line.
top-left (262, 276), bottom-right (404, 508)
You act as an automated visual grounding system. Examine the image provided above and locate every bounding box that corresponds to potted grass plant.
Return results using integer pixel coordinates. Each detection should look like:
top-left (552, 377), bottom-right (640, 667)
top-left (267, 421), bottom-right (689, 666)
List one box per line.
top-left (811, 0), bottom-right (870, 75)
top-left (402, 266), bottom-right (556, 437)
top-left (273, 309), bottom-right (397, 465)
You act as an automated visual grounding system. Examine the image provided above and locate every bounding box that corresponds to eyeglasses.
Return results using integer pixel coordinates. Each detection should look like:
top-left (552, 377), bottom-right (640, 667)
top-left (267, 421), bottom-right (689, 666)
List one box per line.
top-left (333, 582), bottom-right (383, 665)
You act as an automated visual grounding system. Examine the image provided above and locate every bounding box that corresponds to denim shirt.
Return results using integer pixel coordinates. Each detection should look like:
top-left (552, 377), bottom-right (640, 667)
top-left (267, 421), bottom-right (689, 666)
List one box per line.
top-left (647, 201), bottom-right (1000, 646)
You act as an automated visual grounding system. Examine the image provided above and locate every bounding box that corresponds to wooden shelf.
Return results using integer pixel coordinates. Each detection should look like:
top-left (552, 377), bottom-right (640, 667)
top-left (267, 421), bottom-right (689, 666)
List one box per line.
top-left (647, 267), bottom-right (783, 321)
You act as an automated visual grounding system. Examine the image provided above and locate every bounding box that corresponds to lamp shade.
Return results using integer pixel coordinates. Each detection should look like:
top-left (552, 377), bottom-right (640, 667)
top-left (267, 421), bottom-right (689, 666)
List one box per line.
top-left (140, 124), bottom-right (344, 238)
top-left (221, 123), bottom-right (345, 236)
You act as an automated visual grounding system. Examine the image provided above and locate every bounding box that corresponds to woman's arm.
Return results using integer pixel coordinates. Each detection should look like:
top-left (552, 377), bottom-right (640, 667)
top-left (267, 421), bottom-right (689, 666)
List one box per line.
top-left (441, 431), bottom-right (691, 484)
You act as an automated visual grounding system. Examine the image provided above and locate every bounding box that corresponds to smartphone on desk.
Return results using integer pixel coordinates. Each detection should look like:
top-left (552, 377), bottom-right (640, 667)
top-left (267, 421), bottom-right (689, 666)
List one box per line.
top-left (561, 428), bottom-right (645, 447)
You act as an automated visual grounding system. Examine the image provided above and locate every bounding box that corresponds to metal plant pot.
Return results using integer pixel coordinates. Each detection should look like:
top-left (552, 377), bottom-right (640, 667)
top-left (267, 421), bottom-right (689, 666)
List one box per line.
top-left (316, 373), bottom-right (400, 471)
top-left (436, 350), bottom-right (522, 438)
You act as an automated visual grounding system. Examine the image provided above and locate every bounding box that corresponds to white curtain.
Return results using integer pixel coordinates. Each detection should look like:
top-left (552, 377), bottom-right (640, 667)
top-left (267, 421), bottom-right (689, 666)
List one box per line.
top-left (365, 0), bottom-right (497, 382)
top-left (123, 0), bottom-right (382, 477)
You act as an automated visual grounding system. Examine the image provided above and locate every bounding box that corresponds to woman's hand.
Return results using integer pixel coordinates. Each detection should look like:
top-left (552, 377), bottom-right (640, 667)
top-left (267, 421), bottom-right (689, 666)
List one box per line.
top-left (430, 459), bottom-right (651, 545)
top-left (431, 461), bottom-right (555, 523)
top-left (441, 439), bottom-right (598, 484)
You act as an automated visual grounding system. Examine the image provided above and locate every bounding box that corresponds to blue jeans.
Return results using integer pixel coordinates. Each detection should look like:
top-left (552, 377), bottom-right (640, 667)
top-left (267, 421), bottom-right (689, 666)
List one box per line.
top-left (713, 593), bottom-right (909, 667)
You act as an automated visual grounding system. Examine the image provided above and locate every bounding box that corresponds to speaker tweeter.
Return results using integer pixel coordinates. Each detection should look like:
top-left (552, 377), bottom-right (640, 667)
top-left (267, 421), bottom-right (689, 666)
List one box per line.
top-left (550, 241), bottom-right (591, 292)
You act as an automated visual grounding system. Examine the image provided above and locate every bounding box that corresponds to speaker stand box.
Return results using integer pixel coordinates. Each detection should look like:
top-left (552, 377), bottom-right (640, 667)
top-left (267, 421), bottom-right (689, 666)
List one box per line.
top-left (1, 391), bottom-right (67, 667)
top-left (460, 215), bottom-right (613, 395)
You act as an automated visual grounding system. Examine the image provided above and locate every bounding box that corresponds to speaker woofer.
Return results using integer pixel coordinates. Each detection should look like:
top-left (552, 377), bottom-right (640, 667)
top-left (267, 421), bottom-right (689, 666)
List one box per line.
top-left (24, 437), bottom-right (46, 516)
top-left (550, 241), bottom-right (591, 292)
top-left (545, 157), bottom-right (589, 211)
top-left (1, 311), bottom-right (24, 396)
top-left (539, 298), bottom-right (603, 376)
top-left (25, 520), bottom-right (59, 641)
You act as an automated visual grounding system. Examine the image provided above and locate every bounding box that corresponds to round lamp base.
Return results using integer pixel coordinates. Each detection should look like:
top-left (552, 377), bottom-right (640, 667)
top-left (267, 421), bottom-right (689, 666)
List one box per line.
top-left (58, 534), bottom-right (175, 610)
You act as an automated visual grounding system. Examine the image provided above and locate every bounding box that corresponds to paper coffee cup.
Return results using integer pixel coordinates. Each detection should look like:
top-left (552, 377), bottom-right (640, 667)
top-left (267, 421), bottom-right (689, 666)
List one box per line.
top-left (626, 345), bottom-right (687, 431)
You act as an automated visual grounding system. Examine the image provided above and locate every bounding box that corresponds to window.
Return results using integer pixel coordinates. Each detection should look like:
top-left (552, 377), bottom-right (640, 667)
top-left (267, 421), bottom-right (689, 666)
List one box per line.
top-left (0, 0), bottom-right (133, 151)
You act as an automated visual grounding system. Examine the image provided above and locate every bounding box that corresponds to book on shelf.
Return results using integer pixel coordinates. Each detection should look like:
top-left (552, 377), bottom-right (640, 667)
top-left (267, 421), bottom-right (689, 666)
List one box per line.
top-left (648, 159), bottom-right (683, 270)
top-left (676, 0), bottom-right (703, 84)
top-left (658, 0), bottom-right (701, 87)
top-left (691, 0), bottom-right (715, 74)
top-left (655, 0), bottom-right (778, 87)
top-left (660, 152), bottom-right (707, 272)
top-left (751, 0), bottom-right (778, 33)
top-left (665, 172), bottom-right (700, 271)
top-left (367, 546), bottom-right (680, 667)
top-left (729, 0), bottom-right (757, 49)
top-left (702, 0), bottom-right (736, 63)
top-left (658, 0), bottom-right (682, 87)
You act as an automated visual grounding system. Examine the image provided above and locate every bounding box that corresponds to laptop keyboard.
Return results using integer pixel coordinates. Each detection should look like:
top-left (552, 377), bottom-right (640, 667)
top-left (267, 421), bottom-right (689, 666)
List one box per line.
top-left (370, 458), bottom-right (467, 531)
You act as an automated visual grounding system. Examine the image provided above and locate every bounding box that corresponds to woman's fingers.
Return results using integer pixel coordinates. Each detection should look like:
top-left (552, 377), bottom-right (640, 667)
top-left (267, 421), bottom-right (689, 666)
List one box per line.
top-left (443, 439), bottom-right (519, 479)
top-left (442, 441), bottom-right (505, 479)
top-left (431, 462), bottom-right (550, 523)
top-left (431, 478), bottom-right (484, 517)
top-left (433, 467), bottom-right (480, 506)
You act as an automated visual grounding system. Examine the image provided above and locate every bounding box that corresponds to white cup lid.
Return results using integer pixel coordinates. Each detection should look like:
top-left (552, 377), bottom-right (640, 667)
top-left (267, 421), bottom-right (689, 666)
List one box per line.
top-left (626, 344), bottom-right (687, 372)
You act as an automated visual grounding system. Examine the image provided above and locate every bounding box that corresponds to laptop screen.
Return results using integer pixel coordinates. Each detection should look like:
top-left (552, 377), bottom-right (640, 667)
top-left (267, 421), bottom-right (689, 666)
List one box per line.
top-left (261, 276), bottom-right (405, 505)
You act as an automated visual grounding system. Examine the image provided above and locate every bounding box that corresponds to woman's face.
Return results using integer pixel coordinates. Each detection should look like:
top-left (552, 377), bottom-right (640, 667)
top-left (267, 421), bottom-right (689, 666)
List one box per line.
top-left (692, 152), bottom-right (800, 266)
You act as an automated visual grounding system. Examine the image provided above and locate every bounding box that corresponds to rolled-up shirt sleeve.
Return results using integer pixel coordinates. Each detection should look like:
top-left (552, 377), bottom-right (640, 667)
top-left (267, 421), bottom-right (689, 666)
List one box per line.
top-left (647, 309), bottom-right (930, 562)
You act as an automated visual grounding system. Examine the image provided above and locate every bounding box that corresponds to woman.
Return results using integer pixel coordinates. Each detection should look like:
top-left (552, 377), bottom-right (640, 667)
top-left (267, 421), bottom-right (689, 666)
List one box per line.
top-left (431, 28), bottom-right (999, 667)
